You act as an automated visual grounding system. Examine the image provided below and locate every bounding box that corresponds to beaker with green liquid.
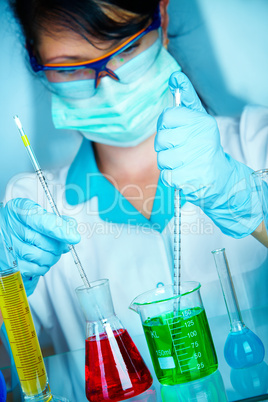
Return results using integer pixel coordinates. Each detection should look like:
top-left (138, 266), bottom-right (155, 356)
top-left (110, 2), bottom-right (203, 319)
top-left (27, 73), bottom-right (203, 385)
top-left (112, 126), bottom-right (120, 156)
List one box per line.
top-left (129, 282), bottom-right (218, 385)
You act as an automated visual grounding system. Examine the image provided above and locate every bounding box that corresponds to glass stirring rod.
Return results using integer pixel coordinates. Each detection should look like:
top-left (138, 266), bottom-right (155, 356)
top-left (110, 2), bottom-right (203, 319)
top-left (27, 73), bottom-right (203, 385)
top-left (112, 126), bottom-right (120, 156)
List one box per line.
top-left (13, 116), bottom-right (91, 289)
top-left (173, 89), bottom-right (182, 304)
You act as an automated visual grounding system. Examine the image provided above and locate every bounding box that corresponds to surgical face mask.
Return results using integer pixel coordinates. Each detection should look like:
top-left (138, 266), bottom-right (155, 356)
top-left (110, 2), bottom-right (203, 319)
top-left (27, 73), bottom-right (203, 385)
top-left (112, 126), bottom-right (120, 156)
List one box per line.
top-left (50, 38), bottom-right (181, 147)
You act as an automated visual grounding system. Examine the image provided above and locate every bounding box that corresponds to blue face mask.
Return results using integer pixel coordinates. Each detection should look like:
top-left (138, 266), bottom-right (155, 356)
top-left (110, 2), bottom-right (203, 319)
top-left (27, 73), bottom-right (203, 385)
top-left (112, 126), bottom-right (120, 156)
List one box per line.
top-left (51, 38), bottom-right (181, 147)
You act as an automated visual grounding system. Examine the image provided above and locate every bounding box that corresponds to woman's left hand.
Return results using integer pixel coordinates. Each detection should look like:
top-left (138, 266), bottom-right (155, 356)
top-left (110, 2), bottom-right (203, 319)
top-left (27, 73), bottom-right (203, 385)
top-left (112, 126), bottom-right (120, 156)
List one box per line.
top-left (155, 72), bottom-right (262, 239)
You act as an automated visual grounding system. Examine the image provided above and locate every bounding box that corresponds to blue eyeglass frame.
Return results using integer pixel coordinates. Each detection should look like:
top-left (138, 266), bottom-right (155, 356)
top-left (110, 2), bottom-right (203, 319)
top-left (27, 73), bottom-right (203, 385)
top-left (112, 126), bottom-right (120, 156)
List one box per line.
top-left (27, 8), bottom-right (161, 88)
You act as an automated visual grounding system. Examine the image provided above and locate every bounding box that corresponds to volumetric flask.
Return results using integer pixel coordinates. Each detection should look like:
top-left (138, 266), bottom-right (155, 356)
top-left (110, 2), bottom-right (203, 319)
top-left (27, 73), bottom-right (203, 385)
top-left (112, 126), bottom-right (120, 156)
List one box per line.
top-left (129, 282), bottom-right (218, 385)
top-left (75, 279), bottom-right (153, 402)
top-left (0, 226), bottom-right (68, 401)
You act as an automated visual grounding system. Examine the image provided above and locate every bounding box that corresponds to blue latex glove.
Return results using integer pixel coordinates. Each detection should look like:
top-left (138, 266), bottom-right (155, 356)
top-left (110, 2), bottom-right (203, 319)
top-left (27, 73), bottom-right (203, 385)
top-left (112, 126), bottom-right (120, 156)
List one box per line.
top-left (0, 198), bottom-right (81, 295)
top-left (155, 71), bottom-right (262, 238)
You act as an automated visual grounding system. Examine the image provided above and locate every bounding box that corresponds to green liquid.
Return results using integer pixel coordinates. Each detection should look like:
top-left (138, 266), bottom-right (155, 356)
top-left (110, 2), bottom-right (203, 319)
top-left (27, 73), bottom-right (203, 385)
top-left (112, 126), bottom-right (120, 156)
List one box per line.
top-left (143, 307), bottom-right (218, 385)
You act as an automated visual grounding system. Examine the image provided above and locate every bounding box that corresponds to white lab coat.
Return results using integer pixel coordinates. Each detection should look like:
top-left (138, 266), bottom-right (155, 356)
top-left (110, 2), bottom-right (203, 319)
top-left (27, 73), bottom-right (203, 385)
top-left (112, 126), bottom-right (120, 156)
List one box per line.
top-left (4, 105), bottom-right (268, 354)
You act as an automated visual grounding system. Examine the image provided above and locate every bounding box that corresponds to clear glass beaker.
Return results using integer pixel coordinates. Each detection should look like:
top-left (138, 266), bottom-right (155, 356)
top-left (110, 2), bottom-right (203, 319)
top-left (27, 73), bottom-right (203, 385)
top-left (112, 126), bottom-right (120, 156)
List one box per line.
top-left (75, 279), bottom-right (153, 402)
top-left (129, 282), bottom-right (218, 386)
top-left (252, 169), bottom-right (268, 233)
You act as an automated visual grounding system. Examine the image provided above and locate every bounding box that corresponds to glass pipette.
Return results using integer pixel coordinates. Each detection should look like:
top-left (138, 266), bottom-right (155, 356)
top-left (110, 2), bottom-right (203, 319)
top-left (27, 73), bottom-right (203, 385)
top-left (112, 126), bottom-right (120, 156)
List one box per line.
top-left (13, 116), bottom-right (91, 289)
top-left (212, 248), bottom-right (265, 369)
top-left (173, 89), bottom-right (182, 302)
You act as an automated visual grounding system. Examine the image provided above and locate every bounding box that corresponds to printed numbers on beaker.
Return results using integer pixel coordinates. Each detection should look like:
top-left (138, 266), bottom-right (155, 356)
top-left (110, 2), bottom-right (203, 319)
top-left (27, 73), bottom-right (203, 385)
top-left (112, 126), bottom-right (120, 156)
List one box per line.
top-left (150, 330), bottom-right (159, 339)
top-left (194, 352), bottom-right (202, 359)
top-left (31, 331), bottom-right (36, 338)
top-left (187, 330), bottom-right (197, 338)
top-left (191, 341), bottom-right (199, 348)
top-left (197, 362), bottom-right (205, 369)
top-left (182, 309), bottom-right (192, 318)
top-left (25, 306), bottom-right (29, 313)
top-left (156, 349), bottom-right (171, 357)
top-left (184, 320), bottom-right (194, 328)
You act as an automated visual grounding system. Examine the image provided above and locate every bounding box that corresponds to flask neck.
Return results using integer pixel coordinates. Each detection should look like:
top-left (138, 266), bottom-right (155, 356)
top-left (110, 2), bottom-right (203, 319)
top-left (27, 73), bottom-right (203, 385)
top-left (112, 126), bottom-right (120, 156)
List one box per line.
top-left (212, 249), bottom-right (245, 331)
top-left (86, 315), bottom-right (124, 338)
top-left (76, 279), bottom-right (115, 322)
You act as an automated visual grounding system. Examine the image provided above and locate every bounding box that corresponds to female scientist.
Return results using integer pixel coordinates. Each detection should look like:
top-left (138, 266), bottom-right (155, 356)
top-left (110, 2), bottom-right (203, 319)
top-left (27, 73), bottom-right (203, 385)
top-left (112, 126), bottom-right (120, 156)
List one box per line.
top-left (0, 0), bottom-right (267, 350)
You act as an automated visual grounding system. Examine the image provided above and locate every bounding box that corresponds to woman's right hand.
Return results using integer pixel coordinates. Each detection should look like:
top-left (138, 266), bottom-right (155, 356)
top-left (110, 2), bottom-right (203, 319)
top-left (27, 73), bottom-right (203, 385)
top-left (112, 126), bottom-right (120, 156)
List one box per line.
top-left (0, 198), bottom-right (81, 296)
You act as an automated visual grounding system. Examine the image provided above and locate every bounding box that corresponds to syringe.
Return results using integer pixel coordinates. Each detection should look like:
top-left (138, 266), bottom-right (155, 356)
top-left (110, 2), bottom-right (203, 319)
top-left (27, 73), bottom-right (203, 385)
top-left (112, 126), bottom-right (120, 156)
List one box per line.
top-left (173, 89), bottom-right (182, 302)
top-left (13, 116), bottom-right (91, 289)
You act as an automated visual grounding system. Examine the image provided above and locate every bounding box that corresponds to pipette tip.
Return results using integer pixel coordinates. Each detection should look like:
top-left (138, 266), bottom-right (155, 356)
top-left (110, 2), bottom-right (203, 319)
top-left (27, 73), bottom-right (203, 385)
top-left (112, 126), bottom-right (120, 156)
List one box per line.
top-left (13, 115), bottom-right (24, 134)
top-left (174, 89), bottom-right (181, 107)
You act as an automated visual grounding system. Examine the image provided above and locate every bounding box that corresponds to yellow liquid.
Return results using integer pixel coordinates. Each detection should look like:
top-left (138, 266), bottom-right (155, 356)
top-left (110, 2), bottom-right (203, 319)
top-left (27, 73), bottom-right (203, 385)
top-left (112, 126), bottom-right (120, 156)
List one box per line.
top-left (0, 271), bottom-right (50, 397)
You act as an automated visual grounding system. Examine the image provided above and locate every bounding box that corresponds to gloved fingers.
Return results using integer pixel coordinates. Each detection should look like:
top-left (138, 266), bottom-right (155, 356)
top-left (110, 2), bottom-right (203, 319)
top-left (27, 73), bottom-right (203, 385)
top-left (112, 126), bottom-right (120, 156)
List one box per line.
top-left (161, 164), bottom-right (212, 198)
top-left (157, 106), bottom-right (206, 133)
top-left (19, 259), bottom-right (51, 277)
top-left (156, 109), bottom-right (219, 151)
top-left (168, 71), bottom-right (205, 113)
top-left (157, 147), bottom-right (184, 170)
top-left (17, 241), bottom-right (63, 268)
top-left (6, 198), bottom-right (80, 244)
top-left (26, 229), bottom-right (70, 254)
top-left (31, 213), bottom-right (80, 244)
top-left (155, 127), bottom-right (184, 151)
top-left (10, 224), bottom-right (70, 255)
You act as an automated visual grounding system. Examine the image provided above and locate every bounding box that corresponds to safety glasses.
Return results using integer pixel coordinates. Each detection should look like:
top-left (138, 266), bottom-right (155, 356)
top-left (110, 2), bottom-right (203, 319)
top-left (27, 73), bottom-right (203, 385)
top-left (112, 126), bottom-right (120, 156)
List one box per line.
top-left (27, 8), bottom-right (161, 88)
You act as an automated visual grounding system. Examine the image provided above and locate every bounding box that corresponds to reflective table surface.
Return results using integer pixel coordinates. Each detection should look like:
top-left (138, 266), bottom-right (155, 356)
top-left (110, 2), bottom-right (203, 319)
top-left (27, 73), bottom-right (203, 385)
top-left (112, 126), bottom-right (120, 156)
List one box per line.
top-left (2, 306), bottom-right (268, 401)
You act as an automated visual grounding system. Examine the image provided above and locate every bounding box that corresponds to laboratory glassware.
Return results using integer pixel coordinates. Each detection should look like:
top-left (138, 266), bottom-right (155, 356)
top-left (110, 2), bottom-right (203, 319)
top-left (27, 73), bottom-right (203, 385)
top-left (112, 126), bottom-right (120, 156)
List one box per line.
top-left (230, 361), bottom-right (268, 398)
top-left (0, 370), bottom-right (7, 402)
top-left (252, 169), bottom-right (268, 233)
top-left (75, 279), bottom-right (153, 402)
top-left (0, 225), bottom-right (68, 401)
top-left (129, 282), bottom-right (218, 385)
top-left (161, 369), bottom-right (228, 402)
top-left (212, 248), bottom-right (265, 369)
top-left (13, 116), bottom-right (90, 289)
top-left (173, 89), bottom-right (182, 300)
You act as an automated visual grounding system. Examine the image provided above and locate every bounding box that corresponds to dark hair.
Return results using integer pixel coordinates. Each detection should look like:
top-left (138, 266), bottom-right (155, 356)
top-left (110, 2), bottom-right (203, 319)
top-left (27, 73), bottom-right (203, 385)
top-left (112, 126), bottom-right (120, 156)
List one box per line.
top-left (9, 0), bottom-right (160, 50)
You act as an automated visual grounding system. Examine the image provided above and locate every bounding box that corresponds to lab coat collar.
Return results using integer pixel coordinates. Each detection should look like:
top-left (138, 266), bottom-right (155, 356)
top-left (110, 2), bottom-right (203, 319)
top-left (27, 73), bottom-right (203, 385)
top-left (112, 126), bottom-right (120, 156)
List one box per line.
top-left (66, 138), bottom-right (180, 232)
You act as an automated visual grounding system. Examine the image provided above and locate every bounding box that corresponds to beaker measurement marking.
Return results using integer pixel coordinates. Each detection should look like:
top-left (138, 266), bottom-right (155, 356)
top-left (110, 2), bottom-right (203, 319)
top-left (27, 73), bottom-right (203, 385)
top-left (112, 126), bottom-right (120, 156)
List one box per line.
top-left (171, 332), bottom-right (183, 337)
top-left (178, 357), bottom-right (192, 362)
top-left (178, 352), bottom-right (188, 356)
top-left (10, 334), bottom-right (31, 340)
top-left (178, 346), bottom-right (191, 351)
top-left (16, 354), bottom-right (36, 360)
top-left (174, 341), bottom-right (186, 346)
top-left (166, 321), bottom-right (183, 373)
top-left (181, 366), bottom-right (197, 371)
top-left (20, 366), bottom-right (40, 371)
top-left (15, 348), bottom-right (36, 354)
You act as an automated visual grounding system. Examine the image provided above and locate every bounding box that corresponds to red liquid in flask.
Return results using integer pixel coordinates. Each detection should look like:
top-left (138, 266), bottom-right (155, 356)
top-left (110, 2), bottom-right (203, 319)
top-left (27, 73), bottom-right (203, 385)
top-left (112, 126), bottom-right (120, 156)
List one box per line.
top-left (85, 328), bottom-right (153, 402)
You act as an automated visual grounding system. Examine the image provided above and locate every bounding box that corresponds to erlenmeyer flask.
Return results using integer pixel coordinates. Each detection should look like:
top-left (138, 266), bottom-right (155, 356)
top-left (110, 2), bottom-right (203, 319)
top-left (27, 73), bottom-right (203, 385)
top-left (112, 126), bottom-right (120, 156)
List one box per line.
top-left (75, 279), bottom-right (153, 402)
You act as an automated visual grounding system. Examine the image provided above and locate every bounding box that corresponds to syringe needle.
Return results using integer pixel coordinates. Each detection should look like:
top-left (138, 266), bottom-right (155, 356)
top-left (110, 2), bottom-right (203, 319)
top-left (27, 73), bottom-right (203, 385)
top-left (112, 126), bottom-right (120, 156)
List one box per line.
top-left (13, 116), bottom-right (91, 288)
